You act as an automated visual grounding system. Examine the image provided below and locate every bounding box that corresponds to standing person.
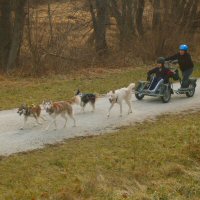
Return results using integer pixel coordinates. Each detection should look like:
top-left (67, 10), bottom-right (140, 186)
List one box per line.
top-left (165, 44), bottom-right (194, 89)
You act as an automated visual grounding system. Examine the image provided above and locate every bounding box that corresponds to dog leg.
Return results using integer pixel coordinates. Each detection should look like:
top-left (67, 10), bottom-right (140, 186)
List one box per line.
top-left (35, 117), bottom-right (42, 125)
top-left (82, 104), bottom-right (86, 112)
top-left (90, 102), bottom-right (95, 112)
top-left (20, 116), bottom-right (27, 130)
top-left (125, 99), bottom-right (132, 114)
top-left (107, 103), bottom-right (114, 118)
top-left (45, 115), bottom-right (57, 131)
top-left (69, 113), bottom-right (76, 127)
top-left (71, 116), bottom-right (76, 127)
top-left (80, 102), bottom-right (85, 112)
top-left (61, 113), bottom-right (68, 128)
top-left (40, 115), bottom-right (47, 121)
top-left (119, 103), bottom-right (122, 117)
top-left (54, 119), bottom-right (57, 130)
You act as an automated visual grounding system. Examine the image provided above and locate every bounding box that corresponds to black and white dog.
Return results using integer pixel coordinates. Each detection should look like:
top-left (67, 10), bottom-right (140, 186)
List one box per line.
top-left (73, 89), bottom-right (96, 112)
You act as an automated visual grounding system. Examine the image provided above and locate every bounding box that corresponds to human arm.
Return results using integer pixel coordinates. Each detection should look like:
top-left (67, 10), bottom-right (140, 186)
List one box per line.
top-left (147, 67), bottom-right (158, 80)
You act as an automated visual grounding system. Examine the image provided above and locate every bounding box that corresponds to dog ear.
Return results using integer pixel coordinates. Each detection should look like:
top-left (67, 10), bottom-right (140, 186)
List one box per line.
top-left (75, 89), bottom-right (80, 95)
top-left (112, 90), bottom-right (115, 94)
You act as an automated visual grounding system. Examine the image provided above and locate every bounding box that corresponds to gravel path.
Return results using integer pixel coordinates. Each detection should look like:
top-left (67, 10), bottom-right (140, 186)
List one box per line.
top-left (0, 80), bottom-right (199, 156)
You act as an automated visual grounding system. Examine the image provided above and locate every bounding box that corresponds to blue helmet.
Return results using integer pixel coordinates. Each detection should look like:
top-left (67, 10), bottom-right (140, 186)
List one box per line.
top-left (179, 44), bottom-right (188, 51)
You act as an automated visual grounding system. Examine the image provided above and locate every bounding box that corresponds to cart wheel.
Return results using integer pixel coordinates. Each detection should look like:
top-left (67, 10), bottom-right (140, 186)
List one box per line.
top-left (161, 86), bottom-right (171, 103)
top-left (135, 93), bottom-right (145, 100)
top-left (186, 83), bottom-right (195, 97)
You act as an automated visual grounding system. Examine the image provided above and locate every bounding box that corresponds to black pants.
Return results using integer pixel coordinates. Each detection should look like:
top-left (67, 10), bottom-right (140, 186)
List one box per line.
top-left (181, 68), bottom-right (193, 88)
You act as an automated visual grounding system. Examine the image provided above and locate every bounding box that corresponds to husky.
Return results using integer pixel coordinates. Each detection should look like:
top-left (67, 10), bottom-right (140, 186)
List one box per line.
top-left (72, 89), bottom-right (96, 112)
top-left (43, 100), bottom-right (76, 131)
top-left (107, 83), bottom-right (135, 117)
top-left (17, 104), bottom-right (45, 130)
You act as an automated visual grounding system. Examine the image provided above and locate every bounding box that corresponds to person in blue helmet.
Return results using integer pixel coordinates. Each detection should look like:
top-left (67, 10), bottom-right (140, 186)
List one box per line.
top-left (165, 44), bottom-right (194, 89)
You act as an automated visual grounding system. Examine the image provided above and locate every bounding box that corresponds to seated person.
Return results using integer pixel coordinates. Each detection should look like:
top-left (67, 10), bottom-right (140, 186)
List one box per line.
top-left (147, 57), bottom-right (174, 92)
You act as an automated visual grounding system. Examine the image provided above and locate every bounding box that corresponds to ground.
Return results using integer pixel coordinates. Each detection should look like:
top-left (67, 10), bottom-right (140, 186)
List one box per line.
top-left (0, 66), bottom-right (200, 199)
top-left (0, 112), bottom-right (200, 200)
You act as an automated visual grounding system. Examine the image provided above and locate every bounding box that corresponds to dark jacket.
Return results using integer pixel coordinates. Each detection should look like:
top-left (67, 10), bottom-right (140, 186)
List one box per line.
top-left (147, 66), bottom-right (174, 83)
top-left (165, 52), bottom-right (194, 72)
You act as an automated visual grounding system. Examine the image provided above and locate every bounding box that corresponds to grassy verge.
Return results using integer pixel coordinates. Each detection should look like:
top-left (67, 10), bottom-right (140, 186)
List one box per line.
top-left (0, 64), bottom-right (200, 110)
top-left (0, 67), bottom-right (146, 110)
top-left (0, 112), bottom-right (200, 199)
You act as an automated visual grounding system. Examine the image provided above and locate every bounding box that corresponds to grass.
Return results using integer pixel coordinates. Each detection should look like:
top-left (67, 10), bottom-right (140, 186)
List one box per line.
top-left (0, 67), bottom-right (146, 110)
top-left (0, 64), bottom-right (200, 110)
top-left (0, 112), bottom-right (200, 199)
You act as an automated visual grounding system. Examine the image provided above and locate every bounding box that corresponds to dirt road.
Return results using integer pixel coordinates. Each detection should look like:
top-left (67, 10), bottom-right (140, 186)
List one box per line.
top-left (0, 80), bottom-right (199, 156)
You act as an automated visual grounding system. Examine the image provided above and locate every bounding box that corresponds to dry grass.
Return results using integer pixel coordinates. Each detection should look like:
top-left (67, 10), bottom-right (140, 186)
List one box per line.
top-left (0, 112), bottom-right (200, 199)
top-left (18, 0), bottom-right (200, 75)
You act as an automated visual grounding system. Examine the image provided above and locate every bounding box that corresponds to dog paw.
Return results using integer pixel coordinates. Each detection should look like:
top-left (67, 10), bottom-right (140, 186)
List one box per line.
top-left (107, 114), bottom-right (110, 118)
top-left (20, 127), bottom-right (24, 130)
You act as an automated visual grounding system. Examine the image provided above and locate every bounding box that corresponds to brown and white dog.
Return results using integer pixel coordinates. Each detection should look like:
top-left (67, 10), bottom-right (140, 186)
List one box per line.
top-left (107, 83), bottom-right (135, 117)
top-left (43, 100), bottom-right (76, 131)
top-left (17, 104), bottom-right (45, 130)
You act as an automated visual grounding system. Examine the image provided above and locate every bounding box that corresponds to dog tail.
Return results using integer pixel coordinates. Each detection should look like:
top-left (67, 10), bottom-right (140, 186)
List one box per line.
top-left (69, 96), bottom-right (81, 105)
top-left (93, 93), bottom-right (102, 101)
top-left (127, 83), bottom-right (135, 91)
top-left (32, 105), bottom-right (41, 117)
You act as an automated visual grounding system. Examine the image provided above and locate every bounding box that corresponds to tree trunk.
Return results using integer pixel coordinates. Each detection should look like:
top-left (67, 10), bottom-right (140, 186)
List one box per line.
top-left (0, 0), bottom-right (12, 71)
top-left (7, 0), bottom-right (27, 72)
top-left (47, 0), bottom-right (53, 43)
top-left (89, 0), bottom-right (108, 55)
top-left (135, 0), bottom-right (145, 36)
top-left (152, 0), bottom-right (161, 30)
top-left (110, 0), bottom-right (136, 48)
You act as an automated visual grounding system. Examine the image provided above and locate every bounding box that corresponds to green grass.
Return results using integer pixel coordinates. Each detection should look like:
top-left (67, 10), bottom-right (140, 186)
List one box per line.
top-left (0, 64), bottom-right (200, 110)
top-left (0, 67), bottom-right (146, 110)
top-left (0, 112), bottom-right (200, 199)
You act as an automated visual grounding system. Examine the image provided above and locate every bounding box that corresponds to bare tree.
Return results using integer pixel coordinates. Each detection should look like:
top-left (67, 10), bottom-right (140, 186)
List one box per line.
top-left (7, 0), bottom-right (27, 72)
top-left (110, 0), bottom-right (145, 47)
top-left (47, 0), bottom-right (53, 43)
top-left (0, 0), bottom-right (27, 73)
top-left (110, 0), bottom-right (135, 47)
top-left (135, 0), bottom-right (145, 36)
top-left (88, 0), bottom-right (108, 55)
top-left (0, 0), bottom-right (12, 71)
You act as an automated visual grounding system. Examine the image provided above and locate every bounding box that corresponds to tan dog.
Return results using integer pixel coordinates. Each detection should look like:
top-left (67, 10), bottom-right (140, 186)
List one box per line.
top-left (43, 100), bottom-right (76, 131)
top-left (17, 104), bottom-right (45, 130)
